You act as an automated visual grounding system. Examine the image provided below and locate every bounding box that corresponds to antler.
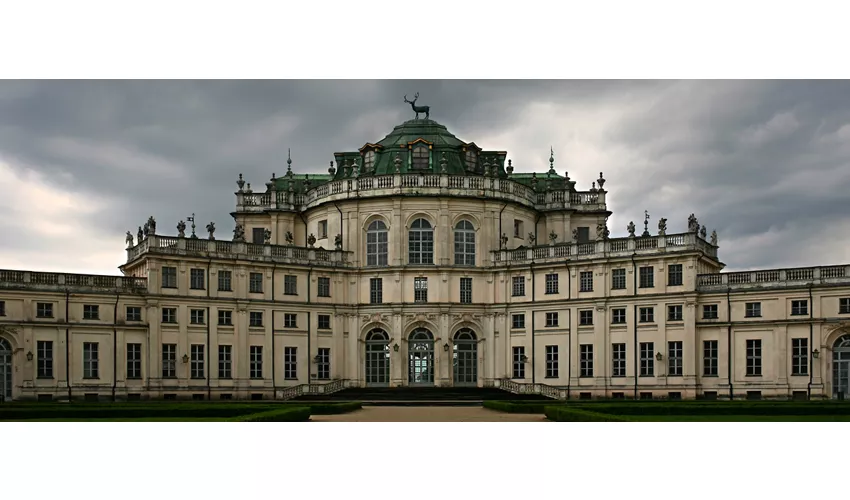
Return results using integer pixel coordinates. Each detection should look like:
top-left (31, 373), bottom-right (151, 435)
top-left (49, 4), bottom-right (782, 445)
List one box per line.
top-left (414, 92), bottom-right (419, 99)
top-left (404, 94), bottom-right (410, 103)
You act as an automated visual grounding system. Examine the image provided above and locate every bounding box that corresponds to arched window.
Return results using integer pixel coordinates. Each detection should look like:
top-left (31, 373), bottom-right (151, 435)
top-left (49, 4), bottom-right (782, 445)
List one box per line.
top-left (465, 149), bottom-right (477, 171)
top-left (366, 220), bottom-right (388, 267)
top-left (363, 150), bottom-right (376, 173)
top-left (412, 146), bottom-right (429, 170)
top-left (408, 218), bottom-right (434, 265)
top-left (454, 220), bottom-right (475, 266)
top-left (0, 338), bottom-right (11, 401)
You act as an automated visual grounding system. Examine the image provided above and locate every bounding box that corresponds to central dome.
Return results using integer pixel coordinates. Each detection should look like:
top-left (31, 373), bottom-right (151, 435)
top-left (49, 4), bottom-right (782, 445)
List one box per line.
top-left (376, 119), bottom-right (467, 148)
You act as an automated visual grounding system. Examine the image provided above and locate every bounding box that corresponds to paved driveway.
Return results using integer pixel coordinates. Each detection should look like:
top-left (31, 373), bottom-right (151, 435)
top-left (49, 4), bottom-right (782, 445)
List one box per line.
top-left (311, 406), bottom-right (548, 422)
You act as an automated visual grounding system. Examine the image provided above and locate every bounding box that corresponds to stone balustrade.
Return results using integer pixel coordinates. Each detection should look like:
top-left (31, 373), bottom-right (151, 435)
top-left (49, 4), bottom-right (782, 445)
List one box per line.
top-left (127, 235), bottom-right (352, 267)
top-left (0, 269), bottom-right (147, 292)
top-left (236, 173), bottom-right (607, 213)
top-left (697, 265), bottom-right (850, 291)
top-left (491, 232), bottom-right (717, 265)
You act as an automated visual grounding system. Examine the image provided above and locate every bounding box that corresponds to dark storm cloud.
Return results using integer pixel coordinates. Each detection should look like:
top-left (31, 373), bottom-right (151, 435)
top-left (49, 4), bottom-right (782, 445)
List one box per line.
top-left (0, 80), bottom-right (849, 273)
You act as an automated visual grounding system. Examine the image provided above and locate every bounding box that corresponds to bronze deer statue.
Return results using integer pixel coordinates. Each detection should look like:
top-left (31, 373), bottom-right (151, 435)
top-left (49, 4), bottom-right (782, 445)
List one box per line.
top-left (404, 93), bottom-right (430, 120)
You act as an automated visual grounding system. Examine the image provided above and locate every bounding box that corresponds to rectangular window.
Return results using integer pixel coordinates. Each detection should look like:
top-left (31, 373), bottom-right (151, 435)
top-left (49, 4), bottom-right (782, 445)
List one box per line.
top-left (579, 271), bottom-right (593, 292)
top-left (639, 267), bottom-right (654, 288)
top-left (640, 342), bottom-right (654, 377)
top-left (252, 227), bottom-right (265, 245)
top-left (218, 345), bottom-right (232, 379)
top-left (126, 343), bottom-right (142, 379)
top-left (611, 268), bottom-right (626, 290)
top-left (83, 342), bottom-right (99, 379)
top-left (218, 270), bottom-right (232, 291)
top-left (668, 304), bottom-right (683, 322)
top-left (190, 268), bottom-right (205, 290)
top-left (317, 277), bottom-right (331, 297)
top-left (460, 277), bottom-right (472, 304)
top-left (668, 341), bottom-right (683, 376)
top-left (284, 347), bottom-right (297, 379)
top-left (249, 272), bottom-right (263, 294)
top-left (545, 345), bottom-right (559, 378)
top-left (513, 219), bottom-right (523, 238)
top-left (190, 308), bottom-right (205, 325)
top-left (512, 276), bottom-right (525, 297)
top-left (545, 312), bottom-right (559, 327)
top-left (37, 340), bottom-right (53, 378)
top-left (745, 302), bottom-right (761, 318)
top-left (746, 339), bottom-right (762, 376)
top-left (545, 273), bottom-right (559, 295)
top-left (317, 348), bottom-right (330, 380)
top-left (579, 344), bottom-right (594, 377)
top-left (218, 310), bottom-right (233, 326)
top-left (36, 302), bottom-right (54, 318)
top-left (840, 298), bottom-right (850, 314)
top-left (703, 340), bottom-right (718, 376)
top-left (579, 310), bottom-right (593, 326)
top-left (250, 346), bottom-right (263, 379)
top-left (512, 314), bottom-right (525, 329)
top-left (83, 304), bottom-right (99, 320)
top-left (639, 307), bottom-right (654, 323)
top-left (370, 278), bottom-right (383, 304)
top-left (668, 264), bottom-right (684, 286)
top-left (791, 300), bottom-right (808, 316)
top-left (284, 313), bottom-right (297, 328)
top-left (612, 343), bottom-right (626, 377)
top-left (162, 266), bottom-right (177, 288)
top-left (703, 304), bottom-right (718, 319)
top-left (611, 308), bottom-right (626, 324)
top-left (126, 306), bottom-right (142, 322)
top-left (284, 275), bottom-right (297, 296)
top-left (414, 277), bottom-right (428, 303)
top-left (512, 346), bottom-right (526, 379)
top-left (319, 219), bottom-right (328, 239)
top-left (317, 314), bottom-right (331, 330)
top-left (792, 338), bottom-right (808, 376)
top-left (190, 344), bottom-right (205, 379)
top-left (0, 300), bottom-right (4, 316)
top-left (249, 311), bottom-right (263, 327)
top-left (162, 344), bottom-right (176, 378)
top-left (162, 307), bottom-right (177, 324)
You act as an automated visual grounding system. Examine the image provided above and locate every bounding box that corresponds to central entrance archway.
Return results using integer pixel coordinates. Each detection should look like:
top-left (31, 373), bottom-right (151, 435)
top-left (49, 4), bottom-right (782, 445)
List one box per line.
top-left (365, 329), bottom-right (390, 387)
top-left (453, 329), bottom-right (478, 386)
top-left (0, 338), bottom-right (12, 402)
top-left (408, 328), bottom-right (435, 386)
top-left (833, 334), bottom-right (850, 399)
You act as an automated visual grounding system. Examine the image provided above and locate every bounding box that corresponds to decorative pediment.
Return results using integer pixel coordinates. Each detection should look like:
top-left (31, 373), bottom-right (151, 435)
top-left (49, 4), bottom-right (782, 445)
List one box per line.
top-left (358, 143), bottom-right (384, 153)
top-left (407, 137), bottom-right (433, 148)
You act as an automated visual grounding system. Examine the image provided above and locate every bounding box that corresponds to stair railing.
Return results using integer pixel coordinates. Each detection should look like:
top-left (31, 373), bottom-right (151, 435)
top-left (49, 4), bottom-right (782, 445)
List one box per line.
top-left (496, 378), bottom-right (566, 400)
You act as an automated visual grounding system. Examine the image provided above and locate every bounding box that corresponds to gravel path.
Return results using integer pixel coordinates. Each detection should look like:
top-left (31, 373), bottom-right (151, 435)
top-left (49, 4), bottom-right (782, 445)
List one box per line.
top-left (311, 406), bottom-right (548, 422)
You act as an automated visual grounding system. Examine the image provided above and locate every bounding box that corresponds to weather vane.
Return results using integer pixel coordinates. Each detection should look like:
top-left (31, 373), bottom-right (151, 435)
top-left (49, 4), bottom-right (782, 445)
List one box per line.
top-left (403, 92), bottom-right (430, 120)
top-left (187, 213), bottom-right (197, 239)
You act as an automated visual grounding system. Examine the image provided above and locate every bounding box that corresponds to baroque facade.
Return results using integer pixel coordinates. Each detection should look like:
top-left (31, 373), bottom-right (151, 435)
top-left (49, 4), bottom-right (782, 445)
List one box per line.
top-left (2, 115), bottom-right (850, 402)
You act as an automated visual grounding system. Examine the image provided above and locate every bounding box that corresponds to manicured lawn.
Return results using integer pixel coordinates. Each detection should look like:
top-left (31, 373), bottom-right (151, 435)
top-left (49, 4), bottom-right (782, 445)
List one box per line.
top-left (13, 417), bottom-right (231, 422)
top-left (626, 415), bottom-right (850, 422)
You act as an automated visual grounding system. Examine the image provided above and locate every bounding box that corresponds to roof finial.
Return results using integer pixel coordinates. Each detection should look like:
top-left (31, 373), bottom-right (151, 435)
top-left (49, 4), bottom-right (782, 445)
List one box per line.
top-left (549, 146), bottom-right (555, 174)
top-left (286, 148), bottom-right (293, 177)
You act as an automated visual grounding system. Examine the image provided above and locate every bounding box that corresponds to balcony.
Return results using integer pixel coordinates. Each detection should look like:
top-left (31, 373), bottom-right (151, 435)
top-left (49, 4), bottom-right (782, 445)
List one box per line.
top-left (126, 235), bottom-right (352, 268)
top-left (235, 173), bottom-right (607, 213)
top-left (697, 265), bottom-right (850, 291)
top-left (0, 269), bottom-right (147, 293)
top-left (491, 232), bottom-right (718, 266)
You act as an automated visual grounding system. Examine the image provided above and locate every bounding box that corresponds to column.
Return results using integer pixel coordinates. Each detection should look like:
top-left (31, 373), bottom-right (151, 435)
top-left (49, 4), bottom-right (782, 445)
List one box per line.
top-left (146, 301), bottom-right (160, 384)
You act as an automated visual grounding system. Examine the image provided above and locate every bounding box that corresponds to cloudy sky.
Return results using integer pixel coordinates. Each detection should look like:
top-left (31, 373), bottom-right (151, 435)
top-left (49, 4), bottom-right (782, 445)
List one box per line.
top-left (1, 80), bottom-right (849, 275)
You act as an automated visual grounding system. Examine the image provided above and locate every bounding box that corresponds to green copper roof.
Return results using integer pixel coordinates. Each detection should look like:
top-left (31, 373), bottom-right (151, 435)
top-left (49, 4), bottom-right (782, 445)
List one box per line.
top-left (376, 119), bottom-right (467, 148)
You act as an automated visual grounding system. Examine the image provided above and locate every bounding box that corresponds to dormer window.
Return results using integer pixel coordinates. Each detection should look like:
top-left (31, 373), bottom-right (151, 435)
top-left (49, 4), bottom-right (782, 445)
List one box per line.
top-left (363, 150), bottom-right (376, 173)
top-left (412, 145), bottom-right (429, 170)
top-left (465, 149), bottom-right (478, 171)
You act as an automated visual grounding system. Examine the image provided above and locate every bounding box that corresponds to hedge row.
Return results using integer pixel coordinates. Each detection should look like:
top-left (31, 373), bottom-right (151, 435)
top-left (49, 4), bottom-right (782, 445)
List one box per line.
top-left (0, 402), bottom-right (362, 421)
top-left (544, 407), bottom-right (628, 422)
top-left (229, 407), bottom-right (312, 422)
top-left (576, 403), bottom-right (850, 416)
top-left (483, 401), bottom-right (552, 414)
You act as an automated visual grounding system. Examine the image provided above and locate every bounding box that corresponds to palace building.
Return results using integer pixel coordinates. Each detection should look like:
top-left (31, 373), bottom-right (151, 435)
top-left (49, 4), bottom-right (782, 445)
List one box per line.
top-left (2, 113), bottom-right (850, 402)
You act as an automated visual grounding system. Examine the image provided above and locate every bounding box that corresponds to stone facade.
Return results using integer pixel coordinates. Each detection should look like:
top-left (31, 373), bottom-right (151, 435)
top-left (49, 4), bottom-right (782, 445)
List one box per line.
top-left (2, 118), bottom-right (850, 401)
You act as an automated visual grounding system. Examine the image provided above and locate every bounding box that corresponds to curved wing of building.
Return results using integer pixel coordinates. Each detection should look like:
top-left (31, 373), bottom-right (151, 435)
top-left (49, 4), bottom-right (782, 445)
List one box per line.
top-left (1, 115), bottom-right (849, 402)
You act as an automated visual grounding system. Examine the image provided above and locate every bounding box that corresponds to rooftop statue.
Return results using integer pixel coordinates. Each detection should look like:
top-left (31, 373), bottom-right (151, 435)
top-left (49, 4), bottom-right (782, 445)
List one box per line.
top-left (404, 92), bottom-right (430, 120)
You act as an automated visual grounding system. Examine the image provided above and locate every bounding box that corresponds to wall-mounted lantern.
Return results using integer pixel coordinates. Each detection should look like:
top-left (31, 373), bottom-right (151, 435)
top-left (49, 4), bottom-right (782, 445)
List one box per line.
top-left (182, 354), bottom-right (190, 364)
top-left (813, 349), bottom-right (820, 359)
top-left (393, 343), bottom-right (399, 352)
top-left (655, 352), bottom-right (663, 361)
top-left (26, 351), bottom-right (33, 362)
top-left (520, 355), bottom-right (529, 363)
top-left (443, 343), bottom-right (450, 352)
